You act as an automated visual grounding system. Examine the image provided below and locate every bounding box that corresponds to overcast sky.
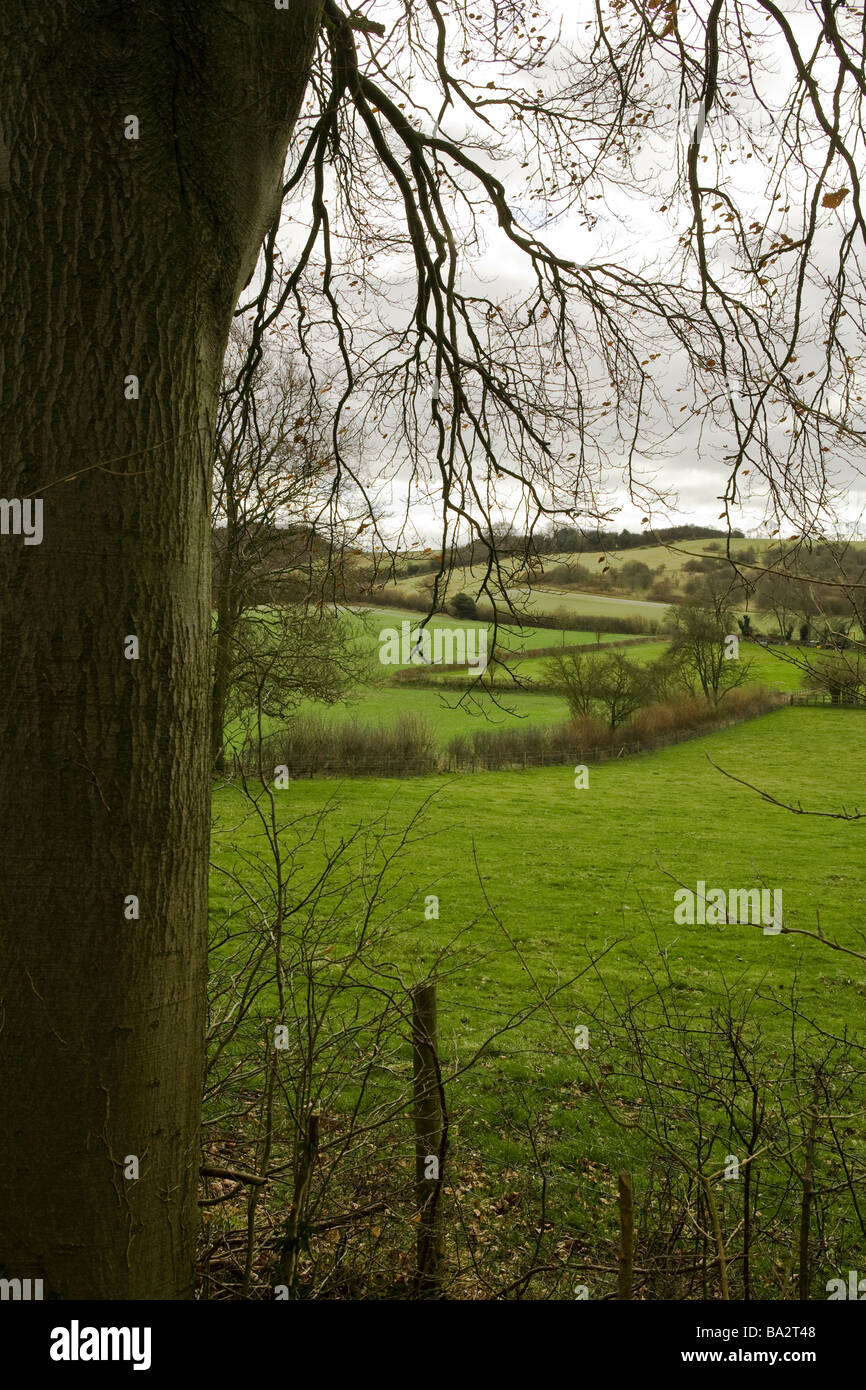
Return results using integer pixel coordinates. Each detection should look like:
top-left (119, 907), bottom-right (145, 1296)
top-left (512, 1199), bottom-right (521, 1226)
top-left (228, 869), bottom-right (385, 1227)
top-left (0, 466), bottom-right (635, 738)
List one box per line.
top-left (268, 0), bottom-right (865, 547)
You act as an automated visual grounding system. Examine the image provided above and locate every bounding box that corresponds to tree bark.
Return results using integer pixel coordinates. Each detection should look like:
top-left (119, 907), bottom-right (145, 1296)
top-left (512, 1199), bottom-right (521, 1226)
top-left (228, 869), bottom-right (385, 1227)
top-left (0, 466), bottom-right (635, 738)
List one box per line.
top-left (0, 0), bottom-right (324, 1299)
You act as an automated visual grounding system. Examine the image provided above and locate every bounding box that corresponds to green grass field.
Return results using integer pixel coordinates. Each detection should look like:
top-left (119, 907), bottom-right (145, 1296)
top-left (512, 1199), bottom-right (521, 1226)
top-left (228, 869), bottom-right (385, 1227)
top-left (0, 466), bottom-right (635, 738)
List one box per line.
top-left (210, 705), bottom-right (865, 1273)
top-left (579, 536), bottom-right (776, 579)
top-left (289, 683), bottom-right (568, 738)
top-left (212, 705), bottom-right (865, 1070)
top-left (389, 635), bottom-right (811, 695)
top-left (226, 605), bottom-right (818, 757)
top-left (377, 580), bottom-right (670, 620)
top-left (208, 569), bottom-right (866, 1296)
top-left (384, 538), bottom-right (778, 613)
top-left (223, 607), bottom-right (634, 752)
top-left (581, 637), bottom-right (809, 692)
top-left (351, 604), bottom-right (618, 664)
top-left (211, 688), bottom-right (866, 1295)
top-left (504, 586), bottom-right (670, 620)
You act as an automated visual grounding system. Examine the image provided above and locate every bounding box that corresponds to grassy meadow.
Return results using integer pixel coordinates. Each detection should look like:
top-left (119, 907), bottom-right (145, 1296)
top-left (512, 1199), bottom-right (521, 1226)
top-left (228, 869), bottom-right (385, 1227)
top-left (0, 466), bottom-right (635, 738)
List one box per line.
top-left (207, 571), bottom-right (865, 1299)
top-left (209, 703), bottom-right (866, 1295)
top-left (213, 707), bottom-right (866, 1052)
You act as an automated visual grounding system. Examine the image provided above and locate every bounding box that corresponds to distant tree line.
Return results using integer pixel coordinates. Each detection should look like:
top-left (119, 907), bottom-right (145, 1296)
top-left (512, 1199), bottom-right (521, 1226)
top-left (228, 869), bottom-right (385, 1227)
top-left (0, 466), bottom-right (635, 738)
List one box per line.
top-left (404, 524), bottom-right (744, 575)
top-left (546, 524), bottom-right (744, 555)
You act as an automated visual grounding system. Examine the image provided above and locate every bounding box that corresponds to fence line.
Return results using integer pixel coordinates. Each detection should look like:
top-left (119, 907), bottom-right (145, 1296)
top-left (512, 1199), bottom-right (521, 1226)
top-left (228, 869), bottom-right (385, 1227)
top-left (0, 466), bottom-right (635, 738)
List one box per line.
top-left (789, 691), bottom-right (866, 708)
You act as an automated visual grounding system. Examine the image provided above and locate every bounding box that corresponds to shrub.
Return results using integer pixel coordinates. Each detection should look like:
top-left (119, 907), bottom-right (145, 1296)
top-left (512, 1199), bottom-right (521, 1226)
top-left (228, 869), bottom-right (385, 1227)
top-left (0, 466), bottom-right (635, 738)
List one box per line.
top-left (446, 688), bottom-right (780, 771)
top-left (619, 559), bottom-right (654, 590)
top-left (246, 712), bottom-right (439, 778)
top-left (649, 578), bottom-right (680, 603)
top-left (450, 592), bottom-right (479, 620)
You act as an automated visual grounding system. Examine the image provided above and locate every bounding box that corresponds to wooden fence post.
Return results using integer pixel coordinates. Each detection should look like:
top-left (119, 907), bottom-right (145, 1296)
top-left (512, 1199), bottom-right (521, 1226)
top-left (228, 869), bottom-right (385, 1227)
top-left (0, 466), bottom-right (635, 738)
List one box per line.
top-left (798, 1113), bottom-right (818, 1300)
top-left (276, 1107), bottom-right (320, 1293)
top-left (412, 981), bottom-right (445, 1294)
top-left (618, 1171), bottom-right (634, 1300)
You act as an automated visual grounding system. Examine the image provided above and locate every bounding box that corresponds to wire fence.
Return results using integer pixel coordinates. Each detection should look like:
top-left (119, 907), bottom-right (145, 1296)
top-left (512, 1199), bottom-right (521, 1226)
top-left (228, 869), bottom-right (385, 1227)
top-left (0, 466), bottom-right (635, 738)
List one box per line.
top-left (789, 691), bottom-right (866, 708)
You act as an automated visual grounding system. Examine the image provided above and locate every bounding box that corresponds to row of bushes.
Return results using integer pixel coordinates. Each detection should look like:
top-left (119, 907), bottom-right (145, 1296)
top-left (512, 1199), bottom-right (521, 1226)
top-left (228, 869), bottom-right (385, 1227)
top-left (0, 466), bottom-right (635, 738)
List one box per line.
top-left (445, 688), bottom-right (782, 770)
top-left (536, 559), bottom-right (660, 592)
top-left (513, 636), bottom-right (658, 656)
top-left (242, 713), bottom-right (439, 778)
top-left (361, 593), bottom-right (663, 636)
top-left (483, 606), bottom-right (663, 635)
top-left (235, 689), bottom-right (782, 780)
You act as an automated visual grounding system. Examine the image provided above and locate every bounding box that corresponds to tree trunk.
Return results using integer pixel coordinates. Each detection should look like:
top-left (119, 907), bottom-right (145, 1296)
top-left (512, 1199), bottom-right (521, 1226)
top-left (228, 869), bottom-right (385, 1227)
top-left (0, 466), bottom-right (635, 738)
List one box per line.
top-left (0, 0), bottom-right (324, 1299)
